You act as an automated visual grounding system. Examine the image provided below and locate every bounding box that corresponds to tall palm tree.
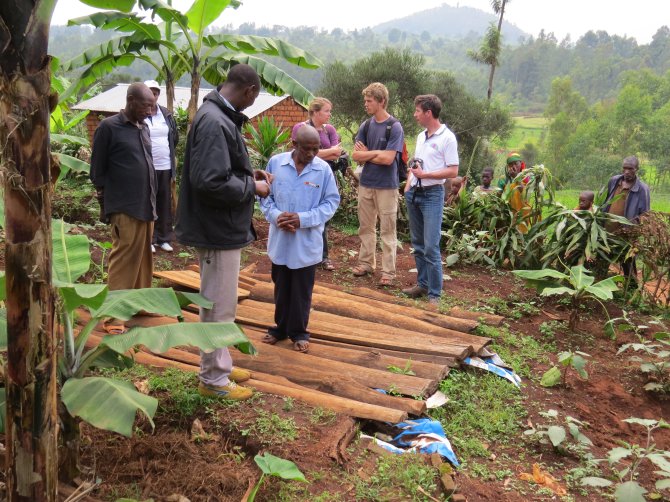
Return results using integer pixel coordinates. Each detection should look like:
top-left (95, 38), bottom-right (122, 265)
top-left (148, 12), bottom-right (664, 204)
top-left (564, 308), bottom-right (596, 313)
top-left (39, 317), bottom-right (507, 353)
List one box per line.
top-left (468, 0), bottom-right (511, 101)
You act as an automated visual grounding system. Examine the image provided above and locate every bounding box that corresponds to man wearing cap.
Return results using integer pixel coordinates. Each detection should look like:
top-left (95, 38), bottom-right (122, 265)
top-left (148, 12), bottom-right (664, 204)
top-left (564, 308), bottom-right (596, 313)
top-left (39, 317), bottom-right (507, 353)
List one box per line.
top-left (144, 80), bottom-right (179, 253)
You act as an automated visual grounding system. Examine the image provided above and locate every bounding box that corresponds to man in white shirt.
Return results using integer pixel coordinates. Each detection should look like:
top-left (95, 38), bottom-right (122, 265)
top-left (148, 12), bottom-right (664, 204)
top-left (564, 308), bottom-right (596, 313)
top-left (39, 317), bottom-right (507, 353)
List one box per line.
top-left (402, 95), bottom-right (459, 304)
top-left (144, 80), bottom-right (179, 253)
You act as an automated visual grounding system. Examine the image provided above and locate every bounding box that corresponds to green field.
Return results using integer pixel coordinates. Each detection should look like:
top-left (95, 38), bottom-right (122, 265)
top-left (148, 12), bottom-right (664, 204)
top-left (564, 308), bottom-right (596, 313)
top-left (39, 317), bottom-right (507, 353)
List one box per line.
top-left (555, 189), bottom-right (670, 213)
top-left (504, 116), bottom-right (547, 151)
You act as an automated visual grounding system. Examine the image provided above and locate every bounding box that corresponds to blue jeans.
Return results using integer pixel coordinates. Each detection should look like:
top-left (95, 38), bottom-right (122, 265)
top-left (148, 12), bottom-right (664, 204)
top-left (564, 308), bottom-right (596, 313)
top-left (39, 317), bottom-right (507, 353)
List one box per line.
top-left (405, 185), bottom-right (445, 299)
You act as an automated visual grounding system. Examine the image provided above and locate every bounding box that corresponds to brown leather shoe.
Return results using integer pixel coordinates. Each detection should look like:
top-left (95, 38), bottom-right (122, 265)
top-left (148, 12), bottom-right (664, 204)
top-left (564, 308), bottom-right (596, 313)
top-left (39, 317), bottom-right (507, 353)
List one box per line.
top-left (402, 285), bottom-right (428, 298)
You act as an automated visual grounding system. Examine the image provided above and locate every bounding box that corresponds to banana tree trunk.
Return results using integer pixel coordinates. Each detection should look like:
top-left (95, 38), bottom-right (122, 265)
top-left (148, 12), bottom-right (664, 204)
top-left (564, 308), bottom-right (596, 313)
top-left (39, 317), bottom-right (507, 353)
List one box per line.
top-left (58, 402), bottom-right (81, 482)
top-left (187, 65), bottom-right (201, 125)
top-left (0, 2), bottom-right (59, 501)
top-left (166, 76), bottom-right (176, 114)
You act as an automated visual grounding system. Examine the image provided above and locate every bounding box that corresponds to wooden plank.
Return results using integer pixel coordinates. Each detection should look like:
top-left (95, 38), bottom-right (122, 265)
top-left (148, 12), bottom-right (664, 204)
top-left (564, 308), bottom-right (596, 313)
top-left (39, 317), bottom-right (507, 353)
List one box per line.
top-left (246, 377), bottom-right (408, 423)
top-left (238, 300), bottom-right (474, 359)
top-left (247, 279), bottom-right (478, 334)
top-left (242, 326), bottom-right (450, 381)
top-left (247, 282), bottom-right (488, 350)
top-left (249, 368), bottom-right (426, 416)
top-left (312, 338), bottom-right (460, 368)
top-left (140, 343), bottom-right (427, 415)
top-left (447, 307), bottom-right (504, 326)
top-left (84, 330), bottom-right (411, 422)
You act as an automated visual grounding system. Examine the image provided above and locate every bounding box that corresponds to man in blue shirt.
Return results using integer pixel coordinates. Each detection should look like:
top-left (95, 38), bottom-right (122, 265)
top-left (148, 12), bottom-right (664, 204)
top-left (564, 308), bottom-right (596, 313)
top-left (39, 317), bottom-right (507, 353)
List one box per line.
top-left (351, 82), bottom-right (404, 287)
top-left (260, 126), bottom-right (340, 353)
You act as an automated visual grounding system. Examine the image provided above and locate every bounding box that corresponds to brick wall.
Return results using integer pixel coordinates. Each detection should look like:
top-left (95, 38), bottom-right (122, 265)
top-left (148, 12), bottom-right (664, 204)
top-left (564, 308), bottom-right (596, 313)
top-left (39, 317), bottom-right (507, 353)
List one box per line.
top-left (249, 96), bottom-right (308, 132)
top-left (84, 112), bottom-right (114, 144)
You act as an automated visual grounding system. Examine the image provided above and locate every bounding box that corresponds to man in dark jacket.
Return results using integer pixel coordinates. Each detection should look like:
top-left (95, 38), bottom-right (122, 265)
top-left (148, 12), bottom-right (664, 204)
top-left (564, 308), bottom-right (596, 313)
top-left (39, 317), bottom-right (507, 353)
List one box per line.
top-left (175, 64), bottom-right (270, 401)
top-left (603, 155), bottom-right (651, 282)
top-left (90, 82), bottom-right (156, 334)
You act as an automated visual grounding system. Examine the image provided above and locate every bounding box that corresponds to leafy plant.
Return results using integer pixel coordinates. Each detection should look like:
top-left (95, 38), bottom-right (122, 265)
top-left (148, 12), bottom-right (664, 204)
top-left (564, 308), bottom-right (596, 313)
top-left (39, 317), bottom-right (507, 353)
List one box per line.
top-left (540, 351), bottom-right (590, 388)
top-left (580, 418), bottom-right (670, 502)
top-left (618, 331), bottom-right (670, 393)
top-left (442, 188), bottom-right (526, 268)
top-left (387, 359), bottom-right (416, 376)
top-left (243, 116), bottom-right (291, 169)
top-left (524, 409), bottom-right (593, 457)
top-left (62, 0), bottom-right (321, 123)
top-left (0, 220), bottom-right (257, 480)
top-left (513, 264), bottom-right (621, 331)
top-left (525, 191), bottom-right (631, 271)
top-left (248, 452), bottom-right (306, 502)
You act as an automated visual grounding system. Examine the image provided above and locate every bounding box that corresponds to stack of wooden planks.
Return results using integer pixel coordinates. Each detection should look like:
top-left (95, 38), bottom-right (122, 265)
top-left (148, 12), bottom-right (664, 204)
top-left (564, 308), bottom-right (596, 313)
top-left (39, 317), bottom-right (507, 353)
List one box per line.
top-left (87, 268), bottom-right (500, 422)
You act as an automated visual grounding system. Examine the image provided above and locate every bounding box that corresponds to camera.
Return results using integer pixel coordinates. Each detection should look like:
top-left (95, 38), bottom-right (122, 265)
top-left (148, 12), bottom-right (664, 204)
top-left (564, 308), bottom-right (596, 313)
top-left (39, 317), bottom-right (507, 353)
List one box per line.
top-left (408, 158), bottom-right (424, 170)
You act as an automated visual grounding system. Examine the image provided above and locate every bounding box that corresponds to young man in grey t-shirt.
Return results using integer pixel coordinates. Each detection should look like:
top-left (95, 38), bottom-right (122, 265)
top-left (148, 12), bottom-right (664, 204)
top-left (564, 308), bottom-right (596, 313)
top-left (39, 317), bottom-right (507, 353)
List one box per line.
top-left (351, 82), bottom-right (404, 286)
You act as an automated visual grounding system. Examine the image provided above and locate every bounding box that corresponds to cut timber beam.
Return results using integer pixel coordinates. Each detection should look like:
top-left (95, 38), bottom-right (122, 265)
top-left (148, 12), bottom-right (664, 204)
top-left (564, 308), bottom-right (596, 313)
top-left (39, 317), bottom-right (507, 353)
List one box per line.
top-left (237, 300), bottom-right (475, 358)
top-left (299, 337), bottom-right (459, 368)
top-left (246, 376), bottom-right (407, 423)
top-left (243, 326), bottom-right (450, 381)
top-left (247, 282), bottom-right (487, 351)
top-left (247, 279), bottom-right (478, 334)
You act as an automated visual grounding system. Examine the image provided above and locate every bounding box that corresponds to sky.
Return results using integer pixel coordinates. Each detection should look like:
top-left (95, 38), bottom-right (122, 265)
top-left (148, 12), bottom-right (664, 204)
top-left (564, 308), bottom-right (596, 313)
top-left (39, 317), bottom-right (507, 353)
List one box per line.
top-left (51, 0), bottom-right (670, 44)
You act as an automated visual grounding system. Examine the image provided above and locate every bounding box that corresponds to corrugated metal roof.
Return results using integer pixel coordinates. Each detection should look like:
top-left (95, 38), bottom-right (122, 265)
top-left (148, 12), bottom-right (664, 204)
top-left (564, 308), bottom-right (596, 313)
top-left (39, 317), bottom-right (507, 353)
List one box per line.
top-left (72, 84), bottom-right (299, 118)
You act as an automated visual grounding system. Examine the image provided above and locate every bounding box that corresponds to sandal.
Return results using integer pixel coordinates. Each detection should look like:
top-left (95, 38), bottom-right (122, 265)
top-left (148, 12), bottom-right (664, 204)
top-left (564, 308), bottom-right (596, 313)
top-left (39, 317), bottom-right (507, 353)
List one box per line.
top-left (293, 340), bottom-right (310, 353)
top-left (261, 334), bottom-right (279, 345)
top-left (321, 259), bottom-right (335, 271)
top-left (103, 323), bottom-right (127, 335)
top-left (377, 276), bottom-right (394, 287)
top-left (352, 265), bottom-right (371, 277)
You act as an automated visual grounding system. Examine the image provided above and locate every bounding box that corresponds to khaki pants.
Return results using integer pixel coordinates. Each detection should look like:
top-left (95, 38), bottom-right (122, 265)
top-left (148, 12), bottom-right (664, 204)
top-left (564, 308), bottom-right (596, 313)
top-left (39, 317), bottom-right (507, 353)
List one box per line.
top-left (357, 186), bottom-right (398, 279)
top-left (107, 213), bottom-right (153, 291)
top-left (197, 247), bottom-right (241, 386)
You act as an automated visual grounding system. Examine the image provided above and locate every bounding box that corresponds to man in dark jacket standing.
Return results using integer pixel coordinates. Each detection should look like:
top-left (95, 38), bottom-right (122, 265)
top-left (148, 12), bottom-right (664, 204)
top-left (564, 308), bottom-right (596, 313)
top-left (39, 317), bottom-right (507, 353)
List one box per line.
top-left (603, 155), bottom-right (651, 283)
top-left (175, 64), bottom-right (270, 401)
top-left (90, 82), bottom-right (156, 334)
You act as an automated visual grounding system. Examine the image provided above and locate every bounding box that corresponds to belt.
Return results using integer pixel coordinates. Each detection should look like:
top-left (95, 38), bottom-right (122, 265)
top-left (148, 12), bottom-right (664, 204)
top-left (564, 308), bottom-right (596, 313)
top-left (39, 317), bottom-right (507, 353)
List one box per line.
top-left (412, 183), bottom-right (443, 191)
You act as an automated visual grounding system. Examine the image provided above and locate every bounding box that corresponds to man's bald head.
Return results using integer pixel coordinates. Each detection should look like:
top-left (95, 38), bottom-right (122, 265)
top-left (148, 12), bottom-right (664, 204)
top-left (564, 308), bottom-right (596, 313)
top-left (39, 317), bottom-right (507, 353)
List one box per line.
top-left (125, 82), bottom-right (154, 123)
top-left (292, 125), bottom-right (320, 168)
top-left (295, 124), bottom-right (320, 145)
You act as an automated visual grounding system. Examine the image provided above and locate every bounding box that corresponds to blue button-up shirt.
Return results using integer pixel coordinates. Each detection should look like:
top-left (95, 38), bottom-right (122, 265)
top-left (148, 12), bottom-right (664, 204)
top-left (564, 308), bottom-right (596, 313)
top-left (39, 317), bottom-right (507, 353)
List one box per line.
top-left (260, 152), bottom-right (340, 269)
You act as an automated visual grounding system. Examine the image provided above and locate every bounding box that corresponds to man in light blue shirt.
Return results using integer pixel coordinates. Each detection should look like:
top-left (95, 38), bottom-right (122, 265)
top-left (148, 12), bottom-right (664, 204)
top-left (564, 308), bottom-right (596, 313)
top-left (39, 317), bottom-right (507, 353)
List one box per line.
top-left (260, 126), bottom-right (340, 353)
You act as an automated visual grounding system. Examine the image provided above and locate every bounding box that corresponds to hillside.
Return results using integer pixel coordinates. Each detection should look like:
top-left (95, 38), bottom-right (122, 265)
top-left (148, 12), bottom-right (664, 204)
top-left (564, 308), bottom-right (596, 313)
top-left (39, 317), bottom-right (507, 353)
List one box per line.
top-left (372, 4), bottom-right (528, 44)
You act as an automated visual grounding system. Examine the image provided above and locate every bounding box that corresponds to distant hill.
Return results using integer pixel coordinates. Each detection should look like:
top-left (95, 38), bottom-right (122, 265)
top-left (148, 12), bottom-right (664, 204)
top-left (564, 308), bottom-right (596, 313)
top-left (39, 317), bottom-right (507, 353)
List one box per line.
top-left (372, 4), bottom-right (528, 44)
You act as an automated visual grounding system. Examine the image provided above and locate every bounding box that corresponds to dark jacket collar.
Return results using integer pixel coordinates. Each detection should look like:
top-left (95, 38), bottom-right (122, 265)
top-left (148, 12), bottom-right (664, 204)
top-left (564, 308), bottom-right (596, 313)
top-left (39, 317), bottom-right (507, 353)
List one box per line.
top-left (204, 90), bottom-right (249, 129)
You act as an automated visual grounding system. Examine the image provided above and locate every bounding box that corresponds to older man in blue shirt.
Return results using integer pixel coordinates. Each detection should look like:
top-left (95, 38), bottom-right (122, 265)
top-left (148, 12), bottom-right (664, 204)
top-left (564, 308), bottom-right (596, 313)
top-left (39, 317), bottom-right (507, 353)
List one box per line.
top-left (260, 125), bottom-right (340, 353)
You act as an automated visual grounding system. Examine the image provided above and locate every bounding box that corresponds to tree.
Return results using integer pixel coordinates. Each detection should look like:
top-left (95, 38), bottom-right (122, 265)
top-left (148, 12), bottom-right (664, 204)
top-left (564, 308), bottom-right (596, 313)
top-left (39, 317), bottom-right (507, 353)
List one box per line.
top-left (62, 0), bottom-right (322, 122)
top-left (0, 2), bottom-right (62, 500)
top-left (468, 0), bottom-right (511, 101)
top-left (319, 48), bottom-right (430, 139)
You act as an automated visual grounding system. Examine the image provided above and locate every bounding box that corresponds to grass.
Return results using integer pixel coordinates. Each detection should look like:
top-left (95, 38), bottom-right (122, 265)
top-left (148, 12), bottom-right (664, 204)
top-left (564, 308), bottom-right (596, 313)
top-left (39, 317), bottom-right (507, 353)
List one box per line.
top-left (430, 370), bottom-right (527, 461)
top-left (100, 366), bottom-right (237, 419)
top-left (351, 453), bottom-right (439, 501)
top-left (475, 323), bottom-right (555, 377)
top-left (239, 410), bottom-right (298, 446)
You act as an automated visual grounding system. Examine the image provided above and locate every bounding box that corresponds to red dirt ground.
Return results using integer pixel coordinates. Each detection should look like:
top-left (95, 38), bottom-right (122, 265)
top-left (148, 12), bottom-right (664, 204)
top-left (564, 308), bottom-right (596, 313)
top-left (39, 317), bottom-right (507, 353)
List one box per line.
top-left (2, 208), bottom-right (669, 501)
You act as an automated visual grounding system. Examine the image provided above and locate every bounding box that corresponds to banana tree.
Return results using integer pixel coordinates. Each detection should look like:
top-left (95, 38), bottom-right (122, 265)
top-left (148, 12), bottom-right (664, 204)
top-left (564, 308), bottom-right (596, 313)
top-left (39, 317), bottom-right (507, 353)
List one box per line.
top-left (1, 220), bottom-right (257, 481)
top-left (50, 57), bottom-right (97, 183)
top-left (62, 0), bottom-right (321, 122)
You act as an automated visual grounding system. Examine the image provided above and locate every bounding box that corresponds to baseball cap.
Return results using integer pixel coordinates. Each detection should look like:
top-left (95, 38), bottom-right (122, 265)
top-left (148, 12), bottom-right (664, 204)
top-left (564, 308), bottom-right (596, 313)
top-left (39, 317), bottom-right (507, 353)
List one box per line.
top-left (144, 80), bottom-right (160, 90)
